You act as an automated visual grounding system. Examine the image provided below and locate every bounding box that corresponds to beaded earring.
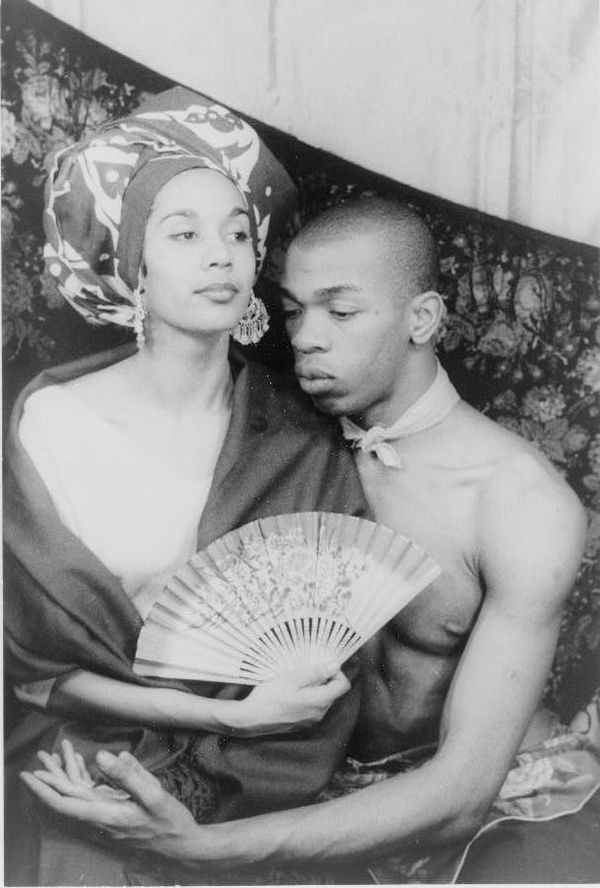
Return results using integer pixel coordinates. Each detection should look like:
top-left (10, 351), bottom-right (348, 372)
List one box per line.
top-left (231, 290), bottom-right (270, 345)
top-left (133, 286), bottom-right (147, 349)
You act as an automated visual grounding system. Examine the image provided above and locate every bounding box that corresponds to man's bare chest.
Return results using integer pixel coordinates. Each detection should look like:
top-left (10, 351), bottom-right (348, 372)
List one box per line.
top-left (355, 453), bottom-right (483, 649)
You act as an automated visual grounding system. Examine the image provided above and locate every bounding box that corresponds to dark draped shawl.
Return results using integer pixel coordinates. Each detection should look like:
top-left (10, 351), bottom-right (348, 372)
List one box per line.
top-left (4, 344), bottom-right (368, 885)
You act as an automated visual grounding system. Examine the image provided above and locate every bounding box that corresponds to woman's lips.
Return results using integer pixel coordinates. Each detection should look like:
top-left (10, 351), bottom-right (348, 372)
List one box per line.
top-left (195, 282), bottom-right (239, 301)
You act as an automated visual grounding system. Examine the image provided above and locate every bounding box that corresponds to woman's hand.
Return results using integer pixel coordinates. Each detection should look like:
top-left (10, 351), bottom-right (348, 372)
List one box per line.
top-left (224, 660), bottom-right (351, 736)
top-left (21, 742), bottom-right (201, 864)
top-left (28, 739), bottom-right (131, 802)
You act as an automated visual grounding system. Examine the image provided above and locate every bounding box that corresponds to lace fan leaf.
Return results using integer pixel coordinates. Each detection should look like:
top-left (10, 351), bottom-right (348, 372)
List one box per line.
top-left (134, 512), bottom-right (442, 684)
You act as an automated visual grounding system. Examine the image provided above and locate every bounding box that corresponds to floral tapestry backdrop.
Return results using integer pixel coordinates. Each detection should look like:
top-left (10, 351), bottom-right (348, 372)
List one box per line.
top-left (2, 3), bottom-right (599, 716)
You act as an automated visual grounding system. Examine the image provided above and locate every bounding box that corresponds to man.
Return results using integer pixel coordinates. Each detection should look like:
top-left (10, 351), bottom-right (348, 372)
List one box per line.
top-left (22, 199), bottom-right (600, 882)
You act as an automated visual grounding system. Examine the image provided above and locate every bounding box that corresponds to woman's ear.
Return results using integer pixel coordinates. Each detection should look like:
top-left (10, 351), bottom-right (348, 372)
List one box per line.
top-left (409, 290), bottom-right (445, 345)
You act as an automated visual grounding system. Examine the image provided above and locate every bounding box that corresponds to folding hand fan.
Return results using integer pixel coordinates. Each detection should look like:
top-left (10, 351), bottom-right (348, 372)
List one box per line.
top-left (134, 512), bottom-right (442, 684)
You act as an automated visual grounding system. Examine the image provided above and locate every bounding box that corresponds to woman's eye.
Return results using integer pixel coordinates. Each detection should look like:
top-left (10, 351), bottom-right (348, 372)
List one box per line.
top-left (282, 307), bottom-right (301, 320)
top-left (172, 230), bottom-right (197, 241)
top-left (229, 230), bottom-right (250, 243)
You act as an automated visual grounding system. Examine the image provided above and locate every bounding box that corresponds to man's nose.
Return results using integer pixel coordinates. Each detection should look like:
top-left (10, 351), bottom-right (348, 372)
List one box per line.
top-left (201, 234), bottom-right (232, 269)
top-left (290, 312), bottom-right (328, 352)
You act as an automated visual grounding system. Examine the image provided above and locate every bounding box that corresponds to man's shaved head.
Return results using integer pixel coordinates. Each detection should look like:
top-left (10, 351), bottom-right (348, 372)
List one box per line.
top-left (292, 198), bottom-right (439, 295)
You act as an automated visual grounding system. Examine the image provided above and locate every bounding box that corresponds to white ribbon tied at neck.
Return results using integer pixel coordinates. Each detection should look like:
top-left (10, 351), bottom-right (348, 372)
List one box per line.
top-left (340, 361), bottom-right (460, 469)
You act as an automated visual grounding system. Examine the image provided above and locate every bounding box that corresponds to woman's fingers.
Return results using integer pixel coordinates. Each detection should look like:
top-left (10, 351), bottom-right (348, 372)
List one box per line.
top-left (61, 739), bottom-right (84, 784)
top-left (28, 766), bottom-right (130, 803)
top-left (38, 740), bottom-right (95, 788)
top-left (37, 749), bottom-right (68, 778)
top-left (293, 663), bottom-right (351, 700)
top-left (21, 771), bottom-right (73, 809)
top-left (33, 743), bottom-right (131, 801)
top-left (324, 669), bottom-right (352, 699)
top-left (292, 660), bottom-right (341, 688)
top-left (31, 769), bottom-right (96, 800)
top-left (20, 772), bottom-right (118, 824)
top-left (301, 670), bottom-right (351, 708)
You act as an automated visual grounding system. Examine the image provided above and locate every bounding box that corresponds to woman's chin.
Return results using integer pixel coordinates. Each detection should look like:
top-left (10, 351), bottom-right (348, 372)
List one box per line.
top-left (154, 312), bottom-right (245, 341)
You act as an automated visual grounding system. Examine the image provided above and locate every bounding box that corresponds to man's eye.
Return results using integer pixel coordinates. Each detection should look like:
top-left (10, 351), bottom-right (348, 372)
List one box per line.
top-left (331, 310), bottom-right (356, 320)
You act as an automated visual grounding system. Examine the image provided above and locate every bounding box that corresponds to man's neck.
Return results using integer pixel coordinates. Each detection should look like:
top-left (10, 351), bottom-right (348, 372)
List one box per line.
top-left (352, 352), bottom-right (439, 429)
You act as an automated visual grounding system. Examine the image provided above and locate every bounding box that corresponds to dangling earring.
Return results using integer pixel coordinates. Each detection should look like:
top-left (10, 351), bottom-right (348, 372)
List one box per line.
top-left (232, 290), bottom-right (270, 345)
top-left (133, 286), bottom-right (147, 349)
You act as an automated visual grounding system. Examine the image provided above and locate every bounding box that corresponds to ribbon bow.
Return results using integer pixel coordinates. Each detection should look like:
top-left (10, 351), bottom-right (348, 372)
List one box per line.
top-left (340, 361), bottom-right (460, 469)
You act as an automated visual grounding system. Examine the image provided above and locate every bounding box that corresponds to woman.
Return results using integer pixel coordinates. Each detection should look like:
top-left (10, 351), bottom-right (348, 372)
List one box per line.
top-left (4, 87), bottom-right (367, 886)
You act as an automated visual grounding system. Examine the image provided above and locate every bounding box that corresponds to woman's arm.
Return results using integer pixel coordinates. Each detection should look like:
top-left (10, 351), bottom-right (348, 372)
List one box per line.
top-left (48, 664), bottom-right (350, 737)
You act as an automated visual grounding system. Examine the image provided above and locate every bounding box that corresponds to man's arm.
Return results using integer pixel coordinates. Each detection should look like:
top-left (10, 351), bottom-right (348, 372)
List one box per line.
top-left (193, 454), bottom-right (585, 870)
top-left (22, 453), bottom-right (586, 872)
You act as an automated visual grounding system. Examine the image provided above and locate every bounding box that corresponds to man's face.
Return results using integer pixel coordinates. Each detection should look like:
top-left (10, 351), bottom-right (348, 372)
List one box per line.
top-left (280, 231), bottom-right (413, 423)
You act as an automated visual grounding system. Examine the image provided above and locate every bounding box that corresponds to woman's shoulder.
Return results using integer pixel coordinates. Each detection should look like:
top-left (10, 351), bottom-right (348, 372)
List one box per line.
top-left (25, 351), bottom-right (137, 427)
top-left (18, 349), bottom-right (136, 442)
top-left (61, 358), bottom-right (131, 405)
top-left (20, 383), bottom-right (79, 430)
top-left (19, 386), bottom-right (92, 463)
top-left (15, 345), bottom-right (134, 414)
top-left (20, 365), bottom-right (120, 422)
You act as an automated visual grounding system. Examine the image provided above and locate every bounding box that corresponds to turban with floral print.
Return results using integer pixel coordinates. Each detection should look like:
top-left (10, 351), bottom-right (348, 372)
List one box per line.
top-left (43, 86), bottom-right (296, 328)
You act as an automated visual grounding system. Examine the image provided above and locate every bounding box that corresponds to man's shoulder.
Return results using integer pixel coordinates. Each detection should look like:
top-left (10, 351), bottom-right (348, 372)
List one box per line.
top-left (448, 401), bottom-right (585, 558)
top-left (454, 402), bottom-right (570, 489)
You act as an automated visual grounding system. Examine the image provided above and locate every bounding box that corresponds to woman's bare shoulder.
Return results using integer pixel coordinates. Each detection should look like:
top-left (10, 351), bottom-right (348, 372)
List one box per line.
top-left (60, 355), bottom-right (139, 421)
top-left (63, 355), bottom-right (135, 398)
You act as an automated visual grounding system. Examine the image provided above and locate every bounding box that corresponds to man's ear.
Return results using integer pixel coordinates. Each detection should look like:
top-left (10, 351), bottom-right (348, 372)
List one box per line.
top-left (409, 291), bottom-right (445, 345)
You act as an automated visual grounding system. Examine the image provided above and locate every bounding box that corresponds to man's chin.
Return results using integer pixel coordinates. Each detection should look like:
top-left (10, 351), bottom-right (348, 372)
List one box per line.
top-left (296, 378), bottom-right (349, 415)
top-left (309, 393), bottom-right (347, 417)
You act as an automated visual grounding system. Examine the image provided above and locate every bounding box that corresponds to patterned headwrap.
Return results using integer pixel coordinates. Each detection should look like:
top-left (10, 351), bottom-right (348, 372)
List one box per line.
top-left (43, 87), bottom-right (296, 328)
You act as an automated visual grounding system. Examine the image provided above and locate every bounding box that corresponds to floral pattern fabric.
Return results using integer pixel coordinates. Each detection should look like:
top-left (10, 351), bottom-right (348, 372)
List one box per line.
top-left (316, 701), bottom-right (600, 884)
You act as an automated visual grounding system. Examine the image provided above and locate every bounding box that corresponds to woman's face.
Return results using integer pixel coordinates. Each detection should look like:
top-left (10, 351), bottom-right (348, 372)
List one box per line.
top-left (141, 168), bottom-right (256, 338)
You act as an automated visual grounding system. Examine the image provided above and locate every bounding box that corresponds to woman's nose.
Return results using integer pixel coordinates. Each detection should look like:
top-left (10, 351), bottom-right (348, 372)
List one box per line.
top-left (201, 234), bottom-right (232, 269)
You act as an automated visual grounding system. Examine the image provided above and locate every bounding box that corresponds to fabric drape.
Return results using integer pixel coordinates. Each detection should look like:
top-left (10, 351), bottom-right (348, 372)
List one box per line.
top-left (4, 345), bottom-right (368, 885)
top-left (30, 0), bottom-right (599, 245)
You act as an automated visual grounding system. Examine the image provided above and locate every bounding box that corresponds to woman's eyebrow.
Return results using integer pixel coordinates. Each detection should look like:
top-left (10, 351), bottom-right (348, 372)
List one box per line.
top-left (159, 207), bottom-right (250, 223)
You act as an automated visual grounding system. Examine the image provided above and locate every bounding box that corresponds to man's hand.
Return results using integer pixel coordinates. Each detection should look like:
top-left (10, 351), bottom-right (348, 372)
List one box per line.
top-left (21, 740), bottom-right (200, 862)
top-left (228, 660), bottom-right (351, 736)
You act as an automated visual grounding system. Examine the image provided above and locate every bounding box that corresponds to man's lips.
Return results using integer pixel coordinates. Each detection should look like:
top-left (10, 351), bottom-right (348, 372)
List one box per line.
top-left (294, 366), bottom-right (334, 381)
top-left (295, 366), bottom-right (337, 396)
